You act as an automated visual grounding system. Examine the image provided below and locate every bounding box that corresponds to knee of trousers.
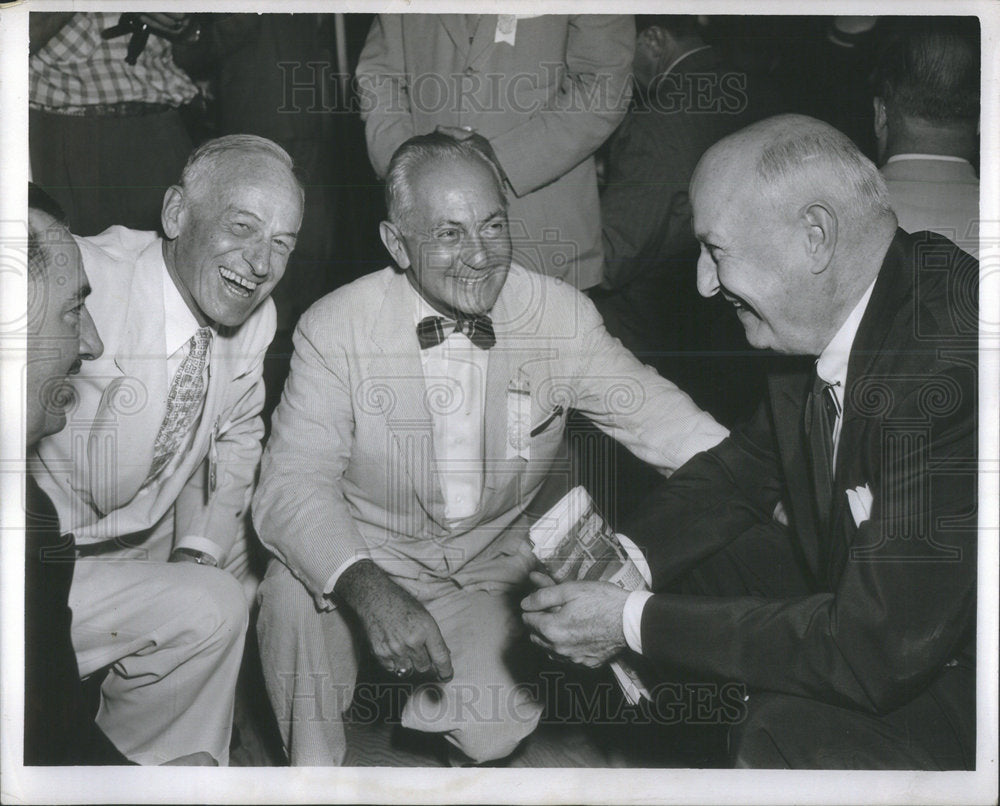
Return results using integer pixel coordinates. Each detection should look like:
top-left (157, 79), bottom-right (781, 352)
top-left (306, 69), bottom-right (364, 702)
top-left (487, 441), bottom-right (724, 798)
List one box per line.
top-left (728, 691), bottom-right (800, 769)
top-left (431, 688), bottom-right (543, 765)
top-left (168, 565), bottom-right (249, 654)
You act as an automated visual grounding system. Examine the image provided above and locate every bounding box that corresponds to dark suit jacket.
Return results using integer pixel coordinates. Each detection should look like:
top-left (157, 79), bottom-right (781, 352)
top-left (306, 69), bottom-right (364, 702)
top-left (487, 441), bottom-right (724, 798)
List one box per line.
top-left (593, 45), bottom-right (783, 422)
top-left (24, 476), bottom-right (130, 765)
top-left (628, 230), bottom-right (978, 716)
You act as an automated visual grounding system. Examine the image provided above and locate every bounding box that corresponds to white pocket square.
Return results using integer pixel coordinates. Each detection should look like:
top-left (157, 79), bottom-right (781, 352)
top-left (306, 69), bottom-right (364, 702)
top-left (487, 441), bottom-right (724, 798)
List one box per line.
top-left (845, 484), bottom-right (874, 527)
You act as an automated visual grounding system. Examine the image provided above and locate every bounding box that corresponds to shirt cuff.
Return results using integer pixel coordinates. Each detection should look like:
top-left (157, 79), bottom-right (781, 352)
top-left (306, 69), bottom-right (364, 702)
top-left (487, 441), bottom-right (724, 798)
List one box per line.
top-left (622, 590), bottom-right (655, 654)
top-left (175, 535), bottom-right (224, 565)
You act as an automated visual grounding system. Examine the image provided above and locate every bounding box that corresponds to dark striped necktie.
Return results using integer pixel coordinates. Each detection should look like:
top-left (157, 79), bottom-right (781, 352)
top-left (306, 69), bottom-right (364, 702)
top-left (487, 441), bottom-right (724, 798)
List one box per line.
top-left (803, 369), bottom-right (840, 529)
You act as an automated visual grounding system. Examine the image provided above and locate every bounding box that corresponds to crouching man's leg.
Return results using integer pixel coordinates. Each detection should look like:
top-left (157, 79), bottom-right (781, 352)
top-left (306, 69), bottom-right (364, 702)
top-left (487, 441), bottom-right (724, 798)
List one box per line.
top-left (256, 559), bottom-right (360, 765)
top-left (69, 558), bottom-right (249, 765)
top-left (401, 588), bottom-right (544, 765)
top-left (729, 666), bottom-right (974, 770)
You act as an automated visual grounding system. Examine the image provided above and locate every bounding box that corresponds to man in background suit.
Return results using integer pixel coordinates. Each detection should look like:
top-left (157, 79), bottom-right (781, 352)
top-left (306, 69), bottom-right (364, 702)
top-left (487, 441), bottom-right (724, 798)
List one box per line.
top-left (523, 115), bottom-right (977, 769)
top-left (30, 135), bottom-right (304, 764)
top-left (593, 14), bottom-right (782, 424)
top-left (872, 19), bottom-right (979, 257)
top-left (253, 132), bottom-right (728, 766)
top-left (355, 14), bottom-right (634, 290)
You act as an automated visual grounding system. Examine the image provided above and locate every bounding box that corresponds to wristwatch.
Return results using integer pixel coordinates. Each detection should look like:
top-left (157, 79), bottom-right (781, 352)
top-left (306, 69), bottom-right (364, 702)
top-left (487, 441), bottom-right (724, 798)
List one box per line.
top-left (171, 547), bottom-right (218, 567)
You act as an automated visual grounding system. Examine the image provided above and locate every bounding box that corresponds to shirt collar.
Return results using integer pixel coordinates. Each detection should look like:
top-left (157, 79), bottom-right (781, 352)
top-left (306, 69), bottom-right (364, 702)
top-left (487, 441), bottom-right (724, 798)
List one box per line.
top-left (886, 153), bottom-right (972, 166)
top-left (816, 278), bottom-right (878, 395)
top-left (161, 256), bottom-right (205, 357)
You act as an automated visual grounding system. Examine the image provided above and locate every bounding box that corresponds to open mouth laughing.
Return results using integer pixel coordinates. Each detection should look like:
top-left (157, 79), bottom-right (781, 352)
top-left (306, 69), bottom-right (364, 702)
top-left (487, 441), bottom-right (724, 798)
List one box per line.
top-left (219, 267), bottom-right (260, 298)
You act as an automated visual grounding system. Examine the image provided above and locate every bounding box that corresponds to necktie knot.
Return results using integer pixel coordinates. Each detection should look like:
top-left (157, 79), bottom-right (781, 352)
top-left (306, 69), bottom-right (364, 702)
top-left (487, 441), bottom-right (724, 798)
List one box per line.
top-left (417, 314), bottom-right (496, 350)
top-left (191, 326), bottom-right (212, 356)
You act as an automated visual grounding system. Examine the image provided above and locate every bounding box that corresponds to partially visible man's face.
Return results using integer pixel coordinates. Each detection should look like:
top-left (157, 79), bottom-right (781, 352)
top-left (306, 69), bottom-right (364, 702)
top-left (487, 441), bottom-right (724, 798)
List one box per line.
top-left (393, 156), bottom-right (511, 317)
top-left (165, 154), bottom-right (303, 328)
top-left (27, 210), bottom-right (104, 444)
top-left (691, 159), bottom-right (816, 354)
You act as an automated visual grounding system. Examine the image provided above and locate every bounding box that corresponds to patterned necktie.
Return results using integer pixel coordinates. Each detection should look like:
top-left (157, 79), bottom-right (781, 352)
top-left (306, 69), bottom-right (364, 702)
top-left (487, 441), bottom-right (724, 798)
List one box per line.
top-left (803, 369), bottom-right (840, 529)
top-left (146, 327), bottom-right (212, 484)
top-left (417, 314), bottom-right (496, 350)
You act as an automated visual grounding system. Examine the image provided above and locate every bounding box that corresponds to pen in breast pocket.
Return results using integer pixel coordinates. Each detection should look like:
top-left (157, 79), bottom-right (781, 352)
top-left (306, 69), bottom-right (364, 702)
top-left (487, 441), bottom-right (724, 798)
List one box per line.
top-left (530, 404), bottom-right (564, 437)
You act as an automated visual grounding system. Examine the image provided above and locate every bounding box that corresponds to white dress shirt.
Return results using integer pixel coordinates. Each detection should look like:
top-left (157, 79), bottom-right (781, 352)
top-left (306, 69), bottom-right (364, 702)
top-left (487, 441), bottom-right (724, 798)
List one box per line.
top-left (412, 290), bottom-right (489, 522)
top-left (322, 282), bottom-right (491, 594)
top-left (621, 279), bottom-right (878, 655)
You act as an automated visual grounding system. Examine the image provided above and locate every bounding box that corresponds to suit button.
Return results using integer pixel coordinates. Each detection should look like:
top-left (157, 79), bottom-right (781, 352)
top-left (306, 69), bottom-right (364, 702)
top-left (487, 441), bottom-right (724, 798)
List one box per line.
top-left (465, 66), bottom-right (476, 74)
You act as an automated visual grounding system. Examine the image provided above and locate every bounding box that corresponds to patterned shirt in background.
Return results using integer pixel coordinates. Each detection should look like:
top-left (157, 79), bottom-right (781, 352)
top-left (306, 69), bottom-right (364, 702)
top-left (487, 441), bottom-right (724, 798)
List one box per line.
top-left (30, 12), bottom-right (198, 111)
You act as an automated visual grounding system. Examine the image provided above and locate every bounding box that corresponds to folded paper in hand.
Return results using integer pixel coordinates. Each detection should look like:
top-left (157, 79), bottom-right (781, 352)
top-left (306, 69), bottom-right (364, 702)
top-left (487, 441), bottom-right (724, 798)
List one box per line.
top-left (529, 486), bottom-right (652, 704)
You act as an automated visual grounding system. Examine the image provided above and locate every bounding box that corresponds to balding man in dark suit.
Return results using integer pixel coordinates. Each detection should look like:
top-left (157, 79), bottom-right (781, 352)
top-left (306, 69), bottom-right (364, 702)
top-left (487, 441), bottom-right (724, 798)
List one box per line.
top-left (523, 114), bottom-right (977, 769)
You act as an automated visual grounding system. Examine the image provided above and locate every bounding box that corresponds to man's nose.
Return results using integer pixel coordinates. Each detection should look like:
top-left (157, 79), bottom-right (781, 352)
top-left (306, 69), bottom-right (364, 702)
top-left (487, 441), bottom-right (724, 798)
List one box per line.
top-left (696, 250), bottom-right (720, 298)
top-left (243, 239), bottom-right (271, 277)
top-left (461, 232), bottom-right (489, 269)
top-left (80, 306), bottom-right (104, 361)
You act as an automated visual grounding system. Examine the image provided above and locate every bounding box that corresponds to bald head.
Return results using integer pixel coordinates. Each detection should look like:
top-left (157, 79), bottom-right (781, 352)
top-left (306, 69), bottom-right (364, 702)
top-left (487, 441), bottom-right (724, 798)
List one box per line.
top-left (694, 114), bottom-right (894, 231)
top-left (690, 115), bottom-right (897, 355)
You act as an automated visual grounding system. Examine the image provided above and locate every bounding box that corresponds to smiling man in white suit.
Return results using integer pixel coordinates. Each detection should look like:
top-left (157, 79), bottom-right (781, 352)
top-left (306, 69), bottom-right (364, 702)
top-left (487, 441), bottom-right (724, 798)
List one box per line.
top-left (253, 132), bottom-right (728, 766)
top-left (30, 134), bottom-right (304, 765)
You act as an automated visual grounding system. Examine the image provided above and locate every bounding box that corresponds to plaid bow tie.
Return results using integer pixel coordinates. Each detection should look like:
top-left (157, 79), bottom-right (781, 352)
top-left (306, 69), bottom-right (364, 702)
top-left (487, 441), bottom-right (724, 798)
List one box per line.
top-left (417, 314), bottom-right (496, 350)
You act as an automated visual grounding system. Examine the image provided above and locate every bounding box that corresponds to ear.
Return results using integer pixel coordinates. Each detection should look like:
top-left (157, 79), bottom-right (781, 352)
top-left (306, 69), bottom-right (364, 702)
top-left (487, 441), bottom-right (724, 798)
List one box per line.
top-left (802, 202), bottom-right (837, 274)
top-left (161, 185), bottom-right (186, 240)
top-left (872, 97), bottom-right (887, 140)
top-left (379, 221), bottom-right (411, 270)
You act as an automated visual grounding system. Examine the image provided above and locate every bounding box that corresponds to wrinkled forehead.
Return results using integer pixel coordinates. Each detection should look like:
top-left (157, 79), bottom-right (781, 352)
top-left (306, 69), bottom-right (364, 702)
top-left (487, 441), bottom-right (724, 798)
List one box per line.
top-left (194, 153), bottom-right (302, 206)
top-left (411, 156), bottom-right (507, 221)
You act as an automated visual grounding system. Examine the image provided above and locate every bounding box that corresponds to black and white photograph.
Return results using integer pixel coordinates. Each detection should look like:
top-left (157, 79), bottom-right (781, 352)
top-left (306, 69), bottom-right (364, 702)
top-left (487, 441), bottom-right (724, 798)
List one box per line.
top-left (1, 1), bottom-right (997, 804)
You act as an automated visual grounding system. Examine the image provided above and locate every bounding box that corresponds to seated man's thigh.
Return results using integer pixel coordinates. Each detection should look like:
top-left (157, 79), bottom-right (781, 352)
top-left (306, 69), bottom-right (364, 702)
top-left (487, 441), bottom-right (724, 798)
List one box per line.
top-left (256, 559), bottom-right (361, 765)
top-left (68, 557), bottom-right (247, 676)
top-left (731, 673), bottom-right (974, 770)
top-left (402, 588), bottom-right (543, 764)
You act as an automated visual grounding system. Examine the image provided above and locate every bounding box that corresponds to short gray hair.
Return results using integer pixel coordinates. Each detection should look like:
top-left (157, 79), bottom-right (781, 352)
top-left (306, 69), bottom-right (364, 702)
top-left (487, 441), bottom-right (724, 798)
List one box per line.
top-left (385, 132), bottom-right (507, 233)
top-left (179, 134), bottom-right (302, 199)
top-left (27, 182), bottom-right (70, 285)
top-left (754, 118), bottom-right (893, 222)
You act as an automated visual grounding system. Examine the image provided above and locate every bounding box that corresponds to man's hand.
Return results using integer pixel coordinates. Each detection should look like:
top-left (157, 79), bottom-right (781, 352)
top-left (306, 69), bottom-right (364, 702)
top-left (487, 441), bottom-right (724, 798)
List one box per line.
top-left (335, 560), bottom-right (453, 681)
top-left (434, 126), bottom-right (509, 187)
top-left (136, 13), bottom-right (191, 39)
top-left (520, 578), bottom-right (630, 669)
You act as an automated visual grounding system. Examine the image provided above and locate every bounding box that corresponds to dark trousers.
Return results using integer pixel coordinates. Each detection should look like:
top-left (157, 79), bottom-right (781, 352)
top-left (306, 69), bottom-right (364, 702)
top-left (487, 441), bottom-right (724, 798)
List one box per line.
top-left (660, 520), bottom-right (975, 769)
top-left (30, 107), bottom-right (192, 236)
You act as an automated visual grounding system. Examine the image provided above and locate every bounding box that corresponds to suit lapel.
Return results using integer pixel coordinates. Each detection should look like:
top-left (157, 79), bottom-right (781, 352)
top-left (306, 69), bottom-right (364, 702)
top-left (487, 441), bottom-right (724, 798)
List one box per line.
top-left (481, 270), bottom-right (531, 498)
top-left (90, 240), bottom-right (169, 514)
top-left (769, 368), bottom-right (823, 580)
top-left (824, 230), bottom-right (912, 577)
top-left (467, 15), bottom-right (498, 68)
top-left (368, 272), bottom-right (447, 523)
top-left (439, 15), bottom-right (472, 57)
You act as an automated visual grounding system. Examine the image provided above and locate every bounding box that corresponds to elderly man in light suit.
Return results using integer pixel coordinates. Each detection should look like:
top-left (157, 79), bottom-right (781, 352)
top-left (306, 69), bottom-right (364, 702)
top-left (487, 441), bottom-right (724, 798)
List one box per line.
top-left (253, 132), bottom-right (728, 766)
top-left (30, 134), bottom-right (304, 764)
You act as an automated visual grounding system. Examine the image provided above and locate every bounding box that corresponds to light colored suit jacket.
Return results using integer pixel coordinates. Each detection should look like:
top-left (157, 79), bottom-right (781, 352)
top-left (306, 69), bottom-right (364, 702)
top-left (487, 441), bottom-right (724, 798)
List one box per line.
top-left (254, 265), bottom-right (728, 606)
top-left (356, 14), bottom-right (634, 290)
top-left (31, 227), bottom-right (274, 567)
top-left (881, 156), bottom-right (979, 257)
